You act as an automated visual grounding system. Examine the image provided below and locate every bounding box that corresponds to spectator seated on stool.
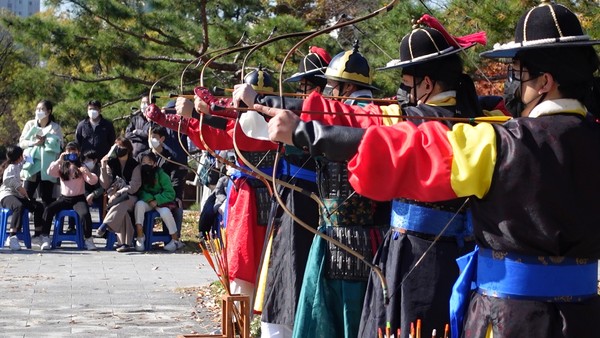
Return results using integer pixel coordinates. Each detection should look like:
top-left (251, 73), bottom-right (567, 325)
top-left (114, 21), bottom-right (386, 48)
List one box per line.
top-left (134, 152), bottom-right (183, 252)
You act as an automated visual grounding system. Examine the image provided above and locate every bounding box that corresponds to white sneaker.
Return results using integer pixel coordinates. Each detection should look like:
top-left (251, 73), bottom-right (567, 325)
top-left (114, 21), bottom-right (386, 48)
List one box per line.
top-left (176, 240), bottom-right (185, 250)
top-left (31, 236), bottom-right (42, 247)
top-left (40, 236), bottom-right (51, 251)
top-left (163, 240), bottom-right (181, 252)
top-left (8, 235), bottom-right (21, 251)
top-left (85, 237), bottom-right (98, 251)
top-left (135, 236), bottom-right (145, 252)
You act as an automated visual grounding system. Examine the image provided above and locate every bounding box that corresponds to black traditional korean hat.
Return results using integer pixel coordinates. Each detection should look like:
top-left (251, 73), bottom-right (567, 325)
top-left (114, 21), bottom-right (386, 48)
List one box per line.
top-left (284, 46), bottom-right (331, 83)
top-left (324, 40), bottom-right (378, 90)
top-left (481, 1), bottom-right (600, 59)
top-left (379, 14), bottom-right (486, 71)
top-left (244, 65), bottom-right (275, 92)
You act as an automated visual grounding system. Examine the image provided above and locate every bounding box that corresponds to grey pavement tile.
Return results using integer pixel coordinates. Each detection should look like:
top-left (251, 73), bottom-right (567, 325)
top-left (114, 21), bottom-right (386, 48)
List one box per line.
top-left (0, 319), bottom-right (29, 328)
top-left (25, 317), bottom-right (75, 327)
top-left (0, 331), bottom-right (26, 338)
top-left (21, 327), bottom-right (73, 337)
top-left (71, 284), bottom-right (111, 292)
top-left (1, 250), bottom-right (217, 337)
top-left (110, 297), bottom-right (145, 305)
top-left (105, 276), bottom-right (141, 283)
top-left (106, 284), bottom-right (145, 291)
top-left (70, 324), bottom-right (116, 334)
top-left (72, 296), bottom-right (114, 306)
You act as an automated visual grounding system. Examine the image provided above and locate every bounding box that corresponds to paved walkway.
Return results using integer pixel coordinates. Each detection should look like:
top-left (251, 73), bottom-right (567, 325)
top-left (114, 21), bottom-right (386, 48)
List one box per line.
top-left (0, 242), bottom-right (220, 337)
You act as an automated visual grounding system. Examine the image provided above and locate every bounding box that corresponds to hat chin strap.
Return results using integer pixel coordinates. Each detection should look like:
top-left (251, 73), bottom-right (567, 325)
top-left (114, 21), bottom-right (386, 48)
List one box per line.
top-left (521, 91), bottom-right (547, 117)
top-left (412, 78), bottom-right (434, 105)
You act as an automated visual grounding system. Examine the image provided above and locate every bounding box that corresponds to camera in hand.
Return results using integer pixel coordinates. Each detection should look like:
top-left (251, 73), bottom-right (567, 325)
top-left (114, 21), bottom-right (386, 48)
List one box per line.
top-left (63, 153), bottom-right (80, 163)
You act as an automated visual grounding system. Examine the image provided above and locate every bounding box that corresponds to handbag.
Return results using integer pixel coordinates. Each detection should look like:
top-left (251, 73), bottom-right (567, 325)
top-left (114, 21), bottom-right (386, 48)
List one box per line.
top-left (106, 176), bottom-right (129, 209)
top-left (106, 193), bottom-right (129, 209)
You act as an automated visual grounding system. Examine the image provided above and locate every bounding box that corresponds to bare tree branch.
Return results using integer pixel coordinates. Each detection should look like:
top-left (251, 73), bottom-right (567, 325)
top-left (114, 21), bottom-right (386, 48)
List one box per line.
top-left (52, 73), bottom-right (157, 87)
top-left (137, 55), bottom-right (198, 64)
top-left (198, 0), bottom-right (209, 56)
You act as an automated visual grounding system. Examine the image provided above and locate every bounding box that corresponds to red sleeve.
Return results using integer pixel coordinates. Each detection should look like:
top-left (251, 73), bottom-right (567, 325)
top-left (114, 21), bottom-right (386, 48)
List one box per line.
top-left (300, 92), bottom-right (384, 128)
top-left (187, 118), bottom-right (277, 152)
top-left (347, 121), bottom-right (458, 202)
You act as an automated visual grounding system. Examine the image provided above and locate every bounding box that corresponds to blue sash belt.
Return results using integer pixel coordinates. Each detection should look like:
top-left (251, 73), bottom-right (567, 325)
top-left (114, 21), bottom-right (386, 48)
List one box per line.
top-left (450, 247), bottom-right (598, 338)
top-left (476, 248), bottom-right (598, 300)
top-left (390, 200), bottom-right (471, 244)
top-left (230, 165), bottom-right (274, 179)
top-left (280, 159), bottom-right (316, 182)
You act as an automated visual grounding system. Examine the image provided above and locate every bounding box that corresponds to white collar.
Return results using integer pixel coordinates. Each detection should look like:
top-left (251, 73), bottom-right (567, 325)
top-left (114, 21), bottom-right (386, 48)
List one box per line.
top-left (528, 99), bottom-right (587, 118)
top-left (427, 90), bottom-right (456, 102)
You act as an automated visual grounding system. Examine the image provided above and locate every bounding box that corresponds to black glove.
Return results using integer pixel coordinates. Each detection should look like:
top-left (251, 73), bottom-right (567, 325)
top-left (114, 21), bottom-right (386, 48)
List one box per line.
top-left (293, 121), bottom-right (366, 162)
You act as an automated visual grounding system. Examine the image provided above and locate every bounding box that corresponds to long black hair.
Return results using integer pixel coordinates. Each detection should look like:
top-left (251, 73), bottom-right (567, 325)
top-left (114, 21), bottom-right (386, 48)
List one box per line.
top-left (402, 54), bottom-right (483, 118)
top-left (0, 146), bottom-right (24, 185)
top-left (140, 152), bottom-right (158, 187)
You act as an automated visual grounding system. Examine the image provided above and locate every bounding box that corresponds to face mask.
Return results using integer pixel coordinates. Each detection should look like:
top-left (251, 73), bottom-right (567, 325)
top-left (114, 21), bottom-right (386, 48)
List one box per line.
top-left (141, 164), bottom-right (156, 177)
top-left (88, 109), bottom-right (99, 120)
top-left (149, 137), bottom-right (161, 149)
top-left (503, 78), bottom-right (524, 118)
top-left (322, 85), bottom-right (335, 97)
top-left (397, 85), bottom-right (412, 107)
top-left (84, 161), bottom-right (95, 170)
top-left (116, 146), bottom-right (128, 158)
top-left (35, 109), bottom-right (46, 120)
top-left (63, 153), bottom-right (79, 162)
top-left (140, 103), bottom-right (148, 112)
top-left (400, 78), bottom-right (425, 105)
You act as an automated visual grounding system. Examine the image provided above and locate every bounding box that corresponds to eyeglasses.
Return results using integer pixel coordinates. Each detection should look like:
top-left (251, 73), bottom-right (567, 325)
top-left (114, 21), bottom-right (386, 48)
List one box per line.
top-left (507, 65), bottom-right (542, 82)
top-left (297, 83), bottom-right (317, 94)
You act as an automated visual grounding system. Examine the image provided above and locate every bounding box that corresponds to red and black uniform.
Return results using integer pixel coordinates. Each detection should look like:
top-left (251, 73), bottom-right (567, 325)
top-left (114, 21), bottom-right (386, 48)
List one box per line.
top-left (147, 108), bottom-right (276, 286)
top-left (293, 92), bottom-right (476, 338)
top-left (291, 92), bottom-right (390, 338)
top-left (347, 100), bottom-right (600, 338)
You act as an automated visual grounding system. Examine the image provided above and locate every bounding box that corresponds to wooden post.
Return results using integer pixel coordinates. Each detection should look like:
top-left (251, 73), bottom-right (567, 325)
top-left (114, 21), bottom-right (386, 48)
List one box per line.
top-left (177, 294), bottom-right (250, 338)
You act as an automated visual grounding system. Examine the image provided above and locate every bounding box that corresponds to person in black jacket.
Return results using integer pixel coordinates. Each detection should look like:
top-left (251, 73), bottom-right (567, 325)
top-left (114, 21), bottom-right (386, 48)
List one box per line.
top-left (76, 100), bottom-right (116, 158)
top-left (125, 95), bottom-right (154, 158)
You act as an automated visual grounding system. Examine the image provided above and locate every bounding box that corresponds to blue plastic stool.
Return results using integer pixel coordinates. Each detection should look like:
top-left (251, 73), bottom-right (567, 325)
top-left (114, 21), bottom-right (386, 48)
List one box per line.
top-left (143, 210), bottom-right (173, 251)
top-left (52, 210), bottom-right (85, 249)
top-left (90, 201), bottom-right (104, 230)
top-left (0, 208), bottom-right (32, 249)
top-left (105, 231), bottom-right (117, 250)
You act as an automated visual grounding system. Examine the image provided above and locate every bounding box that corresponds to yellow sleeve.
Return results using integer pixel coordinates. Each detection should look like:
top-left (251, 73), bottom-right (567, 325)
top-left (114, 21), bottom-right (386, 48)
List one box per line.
top-left (447, 123), bottom-right (497, 198)
top-left (380, 104), bottom-right (402, 126)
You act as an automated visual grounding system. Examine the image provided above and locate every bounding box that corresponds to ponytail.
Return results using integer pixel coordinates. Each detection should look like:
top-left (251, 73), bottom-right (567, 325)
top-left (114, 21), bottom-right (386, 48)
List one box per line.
top-left (455, 73), bottom-right (483, 119)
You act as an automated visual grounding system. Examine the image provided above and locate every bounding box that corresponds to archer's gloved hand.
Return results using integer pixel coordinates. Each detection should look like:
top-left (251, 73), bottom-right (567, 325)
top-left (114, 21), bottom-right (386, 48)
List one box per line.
top-left (233, 84), bottom-right (258, 108)
top-left (175, 97), bottom-right (193, 117)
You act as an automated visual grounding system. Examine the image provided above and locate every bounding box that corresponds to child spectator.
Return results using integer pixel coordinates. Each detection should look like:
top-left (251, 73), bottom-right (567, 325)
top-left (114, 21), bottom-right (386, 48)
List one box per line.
top-left (134, 152), bottom-right (182, 252)
top-left (0, 146), bottom-right (44, 250)
top-left (39, 142), bottom-right (98, 250)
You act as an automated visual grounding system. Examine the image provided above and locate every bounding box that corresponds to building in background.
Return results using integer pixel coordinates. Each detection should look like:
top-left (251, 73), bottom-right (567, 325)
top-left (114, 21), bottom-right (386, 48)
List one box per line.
top-left (0, 0), bottom-right (40, 17)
